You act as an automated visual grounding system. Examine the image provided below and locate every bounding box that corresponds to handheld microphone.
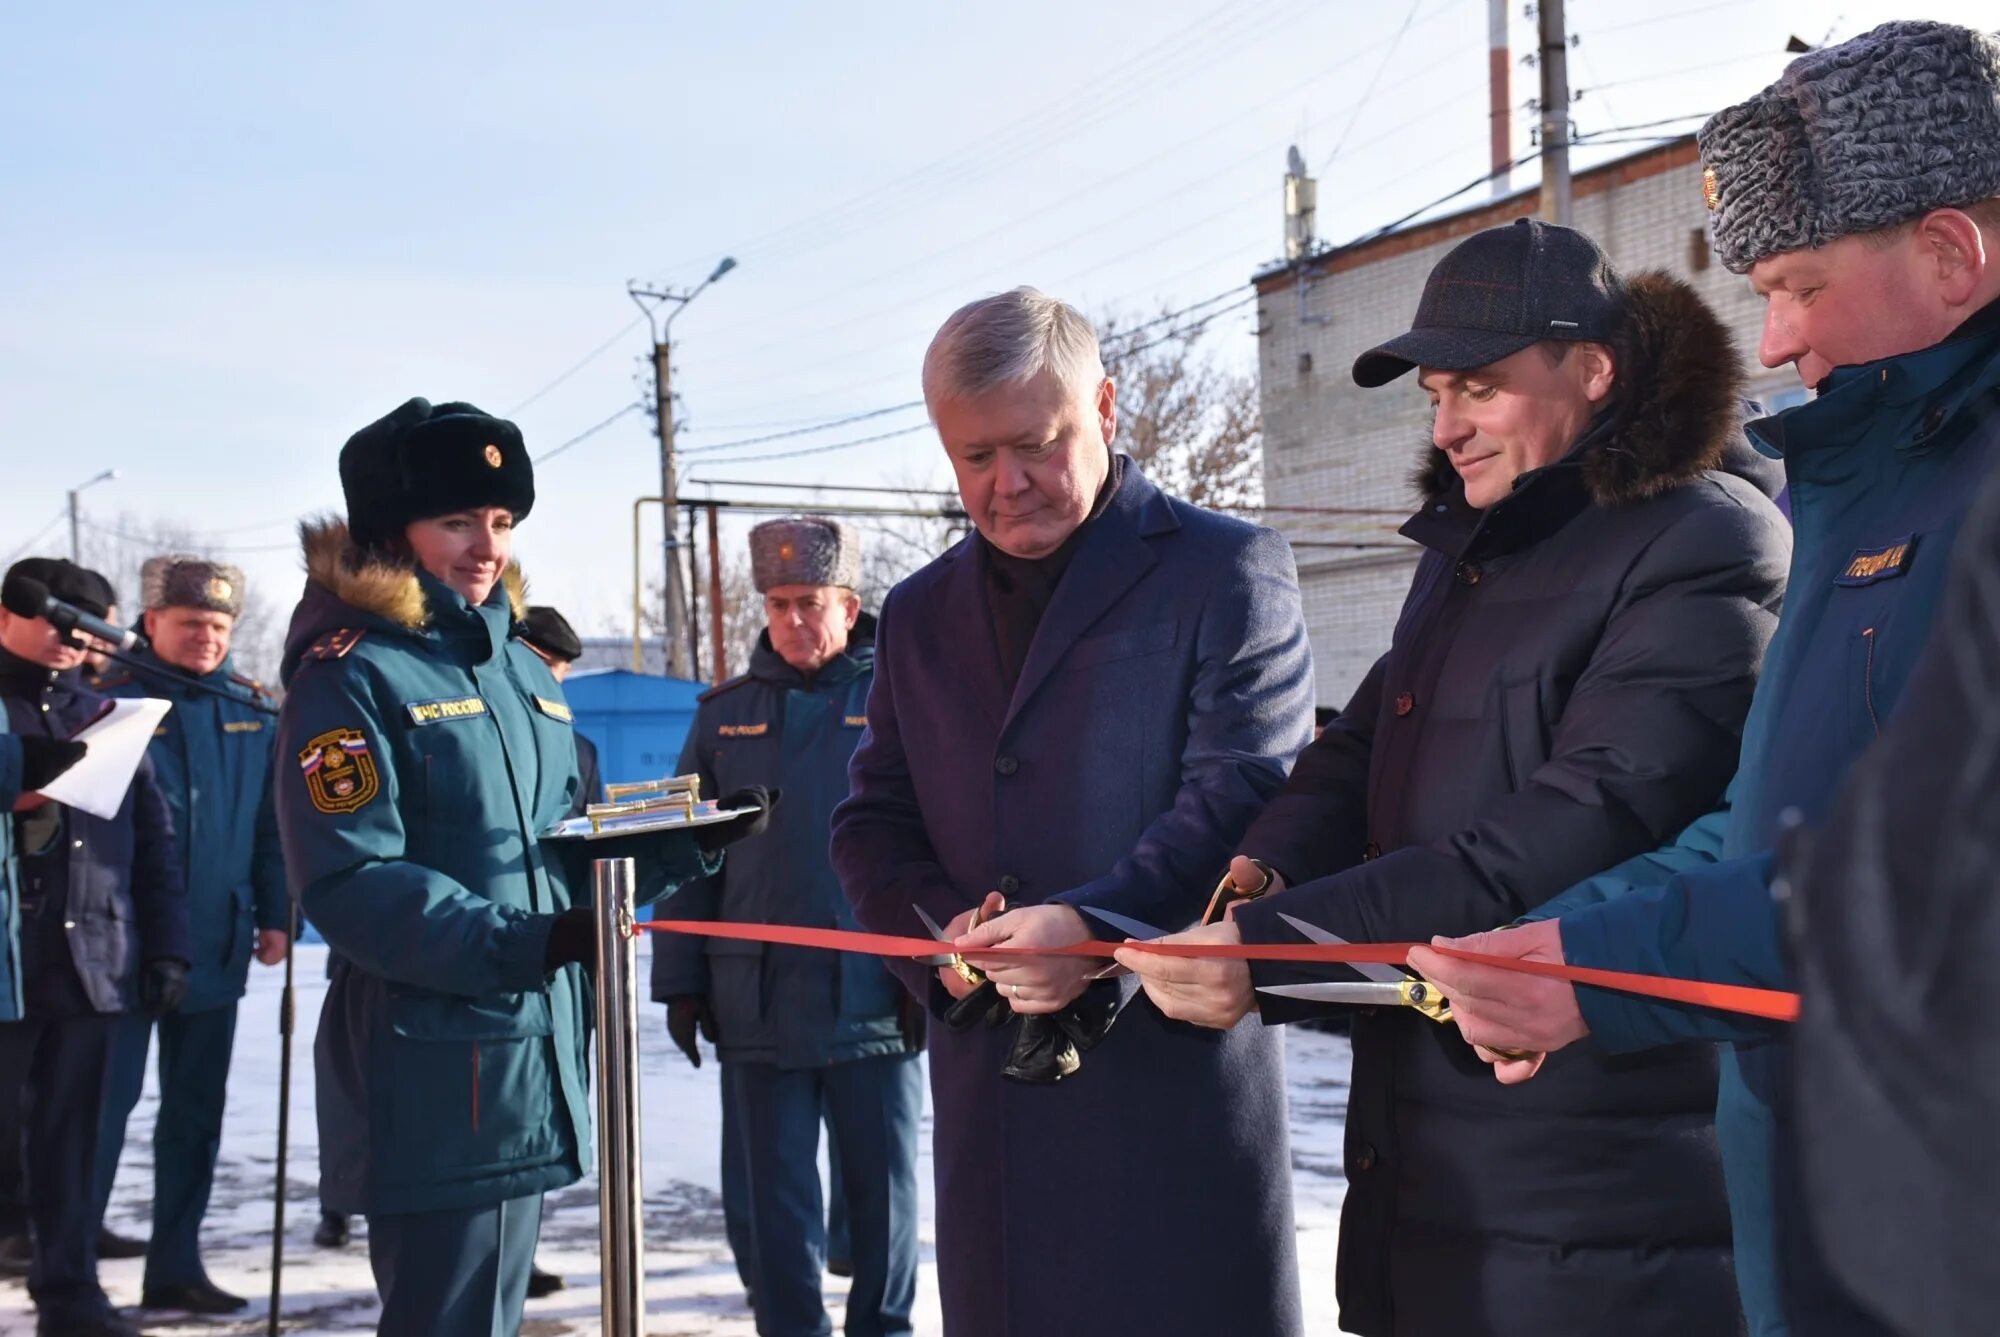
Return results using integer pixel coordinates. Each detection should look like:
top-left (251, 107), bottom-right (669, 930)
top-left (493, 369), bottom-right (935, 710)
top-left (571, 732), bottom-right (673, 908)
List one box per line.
top-left (0, 575), bottom-right (145, 653)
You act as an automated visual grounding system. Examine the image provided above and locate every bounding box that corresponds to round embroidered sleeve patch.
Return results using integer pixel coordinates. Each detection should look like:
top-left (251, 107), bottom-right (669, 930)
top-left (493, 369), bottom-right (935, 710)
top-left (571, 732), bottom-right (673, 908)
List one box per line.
top-left (298, 727), bottom-right (382, 815)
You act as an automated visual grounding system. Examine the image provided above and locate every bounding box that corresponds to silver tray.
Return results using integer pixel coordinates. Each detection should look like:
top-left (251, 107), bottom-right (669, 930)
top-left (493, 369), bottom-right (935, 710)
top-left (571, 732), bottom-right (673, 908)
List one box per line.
top-left (541, 802), bottom-right (758, 842)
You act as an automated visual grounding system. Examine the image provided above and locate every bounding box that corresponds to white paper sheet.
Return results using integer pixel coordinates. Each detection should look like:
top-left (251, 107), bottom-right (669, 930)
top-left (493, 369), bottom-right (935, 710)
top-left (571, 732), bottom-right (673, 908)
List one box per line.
top-left (36, 697), bottom-right (173, 819)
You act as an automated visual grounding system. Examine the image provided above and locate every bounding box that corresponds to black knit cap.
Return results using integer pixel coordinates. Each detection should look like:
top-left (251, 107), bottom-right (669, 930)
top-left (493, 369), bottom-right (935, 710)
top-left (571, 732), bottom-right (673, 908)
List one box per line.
top-left (339, 398), bottom-right (535, 551)
top-left (3, 557), bottom-right (115, 620)
top-left (519, 605), bottom-right (583, 663)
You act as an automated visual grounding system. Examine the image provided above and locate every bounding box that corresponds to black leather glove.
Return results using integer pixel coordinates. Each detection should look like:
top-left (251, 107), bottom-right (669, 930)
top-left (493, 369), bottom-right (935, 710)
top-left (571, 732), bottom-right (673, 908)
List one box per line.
top-left (697, 786), bottom-right (780, 854)
top-left (1054, 979), bottom-right (1121, 1053)
top-left (544, 907), bottom-right (595, 974)
top-left (140, 958), bottom-right (189, 1015)
top-left (19, 737), bottom-right (86, 791)
top-left (1002, 1013), bottom-right (1083, 1085)
top-left (944, 979), bottom-right (1013, 1031)
top-left (665, 996), bottom-right (716, 1068)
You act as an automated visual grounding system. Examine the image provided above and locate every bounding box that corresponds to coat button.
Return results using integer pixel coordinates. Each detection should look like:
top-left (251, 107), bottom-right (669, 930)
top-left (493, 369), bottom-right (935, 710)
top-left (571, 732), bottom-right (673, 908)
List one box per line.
top-left (997, 875), bottom-right (1020, 896)
top-left (63, 921), bottom-right (76, 931)
top-left (1354, 1145), bottom-right (1378, 1172)
top-left (72, 839), bottom-right (83, 850)
top-left (1393, 692), bottom-right (1416, 717)
top-left (1363, 842), bottom-right (1382, 860)
top-left (994, 755), bottom-right (1019, 776)
top-left (1456, 562), bottom-right (1482, 585)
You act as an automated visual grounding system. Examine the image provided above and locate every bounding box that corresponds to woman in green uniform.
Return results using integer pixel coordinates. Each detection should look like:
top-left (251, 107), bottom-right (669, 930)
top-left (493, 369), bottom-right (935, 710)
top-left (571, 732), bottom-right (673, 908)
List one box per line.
top-left (273, 398), bottom-right (745, 1337)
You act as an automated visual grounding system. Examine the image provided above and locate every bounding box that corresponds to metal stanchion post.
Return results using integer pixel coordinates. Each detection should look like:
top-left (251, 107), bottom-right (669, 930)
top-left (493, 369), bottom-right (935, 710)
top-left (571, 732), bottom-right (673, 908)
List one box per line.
top-left (594, 856), bottom-right (646, 1336)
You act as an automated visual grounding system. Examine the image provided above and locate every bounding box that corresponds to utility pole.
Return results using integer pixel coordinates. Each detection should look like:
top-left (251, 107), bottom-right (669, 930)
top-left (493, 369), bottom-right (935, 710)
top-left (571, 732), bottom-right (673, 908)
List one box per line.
top-left (628, 257), bottom-right (736, 679)
top-left (650, 337), bottom-right (686, 677)
top-left (67, 469), bottom-right (118, 562)
top-left (1536, 0), bottom-right (1571, 224)
top-left (1489, 0), bottom-right (1512, 198)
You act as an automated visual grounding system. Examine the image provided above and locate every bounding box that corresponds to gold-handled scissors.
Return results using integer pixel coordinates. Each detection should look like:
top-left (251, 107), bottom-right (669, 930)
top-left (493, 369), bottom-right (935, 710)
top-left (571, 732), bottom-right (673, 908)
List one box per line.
top-left (1252, 911), bottom-right (1454, 1024)
top-left (913, 903), bottom-right (986, 986)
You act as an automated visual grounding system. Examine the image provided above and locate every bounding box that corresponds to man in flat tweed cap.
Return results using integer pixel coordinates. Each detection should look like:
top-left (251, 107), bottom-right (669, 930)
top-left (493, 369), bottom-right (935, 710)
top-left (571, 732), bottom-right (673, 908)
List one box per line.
top-left (93, 555), bottom-right (287, 1315)
top-left (653, 516), bottom-right (924, 1337)
top-left (1408, 20), bottom-right (2000, 1336)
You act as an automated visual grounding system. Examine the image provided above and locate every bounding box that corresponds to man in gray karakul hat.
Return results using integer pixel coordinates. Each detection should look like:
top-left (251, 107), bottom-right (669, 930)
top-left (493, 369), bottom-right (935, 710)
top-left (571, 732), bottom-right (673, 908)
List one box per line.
top-left (652, 515), bottom-right (925, 1337)
top-left (1403, 19), bottom-right (2000, 1337)
top-left (92, 553), bottom-right (288, 1316)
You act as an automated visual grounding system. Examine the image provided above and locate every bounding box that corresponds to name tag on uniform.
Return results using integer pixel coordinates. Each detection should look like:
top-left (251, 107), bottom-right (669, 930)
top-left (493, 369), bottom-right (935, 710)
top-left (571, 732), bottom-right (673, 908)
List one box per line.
top-left (405, 696), bottom-right (489, 726)
top-left (718, 722), bottom-right (769, 738)
top-left (224, 720), bottom-right (264, 734)
top-left (533, 696), bottom-right (573, 723)
top-left (1836, 535), bottom-right (1916, 587)
top-left (843, 715), bottom-right (868, 728)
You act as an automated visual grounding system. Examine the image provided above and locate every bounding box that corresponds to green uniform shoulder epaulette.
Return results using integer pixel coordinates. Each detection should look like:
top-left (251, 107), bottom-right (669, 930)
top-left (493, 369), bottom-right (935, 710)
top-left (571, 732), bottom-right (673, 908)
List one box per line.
top-left (697, 674), bottom-right (753, 704)
top-left (305, 628), bottom-right (368, 661)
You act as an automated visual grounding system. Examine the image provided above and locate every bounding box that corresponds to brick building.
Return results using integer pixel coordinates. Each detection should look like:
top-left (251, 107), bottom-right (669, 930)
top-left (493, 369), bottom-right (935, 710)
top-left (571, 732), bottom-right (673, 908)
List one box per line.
top-left (1254, 136), bottom-right (1805, 704)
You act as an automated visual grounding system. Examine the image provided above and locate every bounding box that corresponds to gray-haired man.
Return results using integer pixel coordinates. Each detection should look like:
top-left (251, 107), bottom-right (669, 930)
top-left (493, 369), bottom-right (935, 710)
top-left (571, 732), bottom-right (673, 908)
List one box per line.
top-left (832, 287), bottom-right (1314, 1336)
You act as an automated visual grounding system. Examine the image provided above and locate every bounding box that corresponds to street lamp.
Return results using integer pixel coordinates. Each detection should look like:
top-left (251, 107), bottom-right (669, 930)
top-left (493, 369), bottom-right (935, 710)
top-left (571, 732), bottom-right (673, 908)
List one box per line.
top-left (627, 257), bottom-right (738, 678)
top-left (68, 468), bottom-right (119, 562)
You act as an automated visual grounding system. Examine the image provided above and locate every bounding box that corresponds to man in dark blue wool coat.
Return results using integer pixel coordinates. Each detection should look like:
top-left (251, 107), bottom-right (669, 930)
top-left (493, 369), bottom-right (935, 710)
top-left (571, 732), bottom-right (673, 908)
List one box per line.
top-left (830, 286), bottom-right (1315, 1337)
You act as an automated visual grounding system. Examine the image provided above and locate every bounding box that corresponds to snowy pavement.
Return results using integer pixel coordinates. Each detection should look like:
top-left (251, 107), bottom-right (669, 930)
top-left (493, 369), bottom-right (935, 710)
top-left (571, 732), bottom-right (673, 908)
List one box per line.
top-left (0, 944), bottom-right (1350, 1334)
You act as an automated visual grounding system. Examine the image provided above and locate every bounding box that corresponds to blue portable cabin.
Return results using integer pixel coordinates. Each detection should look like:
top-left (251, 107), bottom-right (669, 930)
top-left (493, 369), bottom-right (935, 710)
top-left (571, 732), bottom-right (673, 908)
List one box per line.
top-left (563, 668), bottom-right (705, 793)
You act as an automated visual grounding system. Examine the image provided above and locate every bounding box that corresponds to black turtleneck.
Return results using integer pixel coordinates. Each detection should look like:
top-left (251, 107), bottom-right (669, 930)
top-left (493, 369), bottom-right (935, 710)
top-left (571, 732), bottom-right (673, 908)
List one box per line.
top-left (981, 453), bottom-right (1124, 693)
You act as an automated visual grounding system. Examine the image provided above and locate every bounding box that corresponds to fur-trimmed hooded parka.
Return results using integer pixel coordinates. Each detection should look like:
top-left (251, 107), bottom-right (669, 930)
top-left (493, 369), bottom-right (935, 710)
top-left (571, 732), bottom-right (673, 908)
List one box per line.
top-left (1234, 272), bottom-right (1792, 1337)
top-left (274, 519), bottom-right (707, 1215)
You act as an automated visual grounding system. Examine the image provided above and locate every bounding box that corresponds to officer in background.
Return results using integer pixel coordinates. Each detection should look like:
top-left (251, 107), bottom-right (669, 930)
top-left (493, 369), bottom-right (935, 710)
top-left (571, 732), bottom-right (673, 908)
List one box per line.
top-left (94, 556), bottom-right (287, 1315)
top-left (510, 603), bottom-right (599, 1302)
top-left (517, 605), bottom-right (602, 815)
top-left (0, 557), bottom-right (188, 1337)
top-left (653, 517), bottom-right (922, 1337)
top-left (0, 563), bottom-right (148, 1273)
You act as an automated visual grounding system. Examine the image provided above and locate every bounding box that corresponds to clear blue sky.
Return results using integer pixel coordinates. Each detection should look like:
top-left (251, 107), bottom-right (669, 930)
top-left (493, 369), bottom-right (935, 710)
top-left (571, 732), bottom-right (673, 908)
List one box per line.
top-left (4, 1), bottom-right (1992, 643)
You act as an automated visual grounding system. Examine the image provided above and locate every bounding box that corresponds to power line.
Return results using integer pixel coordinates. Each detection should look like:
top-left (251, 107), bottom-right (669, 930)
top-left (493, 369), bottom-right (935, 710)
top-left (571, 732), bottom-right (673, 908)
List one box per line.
top-left (1318, 0), bottom-right (1426, 173)
top-left (508, 316), bottom-right (646, 417)
top-left (652, 0), bottom-right (1331, 278)
top-left (684, 401), bottom-right (927, 454)
top-left (683, 286), bottom-right (1260, 463)
top-left (75, 517), bottom-right (297, 555)
top-left (3, 509), bottom-right (69, 565)
top-left (1587, 0), bottom-right (1739, 37)
top-left (534, 402), bottom-right (644, 464)
top-left (690, 422), bottom-right (934, 467)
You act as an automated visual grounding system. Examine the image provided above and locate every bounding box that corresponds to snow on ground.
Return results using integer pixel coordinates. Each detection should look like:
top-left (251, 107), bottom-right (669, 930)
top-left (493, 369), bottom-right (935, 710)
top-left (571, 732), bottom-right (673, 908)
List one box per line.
top-left (0, 944), bottom-right (1350, 1334)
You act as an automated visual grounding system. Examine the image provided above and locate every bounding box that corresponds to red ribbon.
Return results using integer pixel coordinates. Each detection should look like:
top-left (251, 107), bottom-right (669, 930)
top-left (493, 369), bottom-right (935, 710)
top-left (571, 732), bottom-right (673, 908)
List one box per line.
top-left (637, 919), bottom-right (1800, 1022)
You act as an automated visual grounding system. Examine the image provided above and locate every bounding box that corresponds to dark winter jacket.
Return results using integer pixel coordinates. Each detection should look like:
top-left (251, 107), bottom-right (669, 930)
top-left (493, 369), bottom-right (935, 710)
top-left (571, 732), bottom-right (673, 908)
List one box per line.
top-left (101, 651), bottom-right (286, 1013)
top-left (274, 520), bottom-right (710, 1215)
top-left (650, 617), bottom-right (912, 1068)
top-left (0, 735), bottom-right (23, 1021)
top-left (1539, 295), bottom-right (2000, 1335)
top-left (1786, 454), bottom-right (2000, 1337)
top-left (1235, 272), bottom-right (1791, 1337)
top-left (1, 651), bottom-right (188, 1016)
top-left (831, 460), bottom-right (1315, 1337)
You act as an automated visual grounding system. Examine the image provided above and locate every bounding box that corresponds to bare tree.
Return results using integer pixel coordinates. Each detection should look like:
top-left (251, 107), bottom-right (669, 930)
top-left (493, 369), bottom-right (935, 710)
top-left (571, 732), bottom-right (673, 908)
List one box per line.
top-left (1099, 306), bottom-right (1263, 511)
top-left (74, 511), bottom-right (287, 688)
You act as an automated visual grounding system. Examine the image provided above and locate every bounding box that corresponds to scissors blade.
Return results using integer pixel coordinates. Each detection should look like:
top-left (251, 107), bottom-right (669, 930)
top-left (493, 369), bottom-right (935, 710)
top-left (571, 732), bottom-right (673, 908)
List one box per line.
top-left (910, 904), bottom-right (955, 967)
top-left (1257, 981), bottom-right (1408, 1005)
top-left (1078, 905), bottom-right (1172, 941)
top-left (1276, 912), bottom-right (1411, 985)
